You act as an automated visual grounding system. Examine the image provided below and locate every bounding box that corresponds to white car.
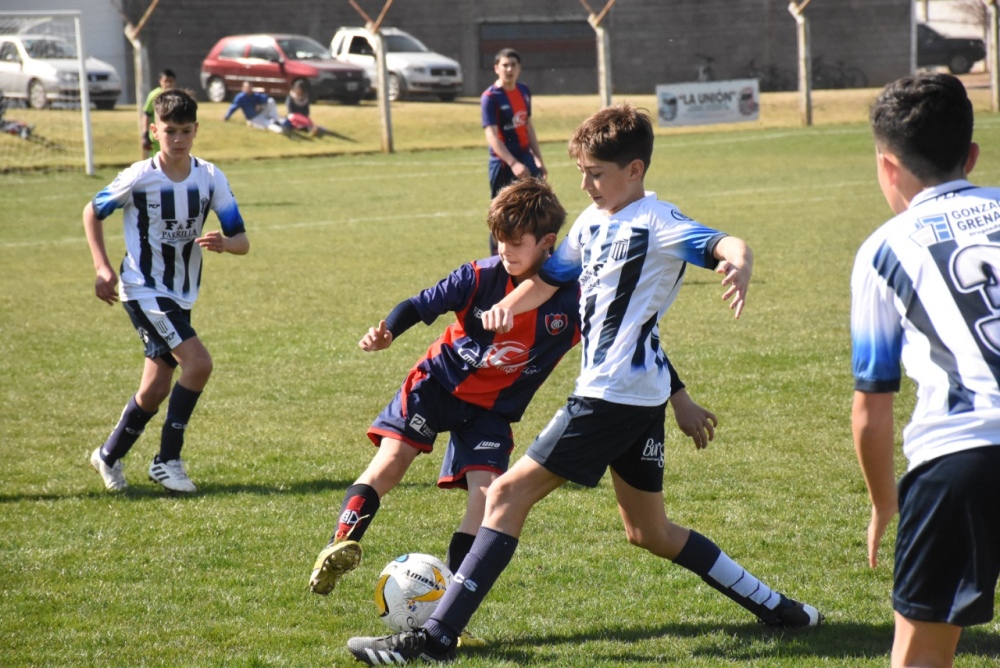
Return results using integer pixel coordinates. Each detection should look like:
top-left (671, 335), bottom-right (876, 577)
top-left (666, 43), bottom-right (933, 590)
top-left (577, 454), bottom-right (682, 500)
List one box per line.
top-left (330, 27), bottom-right (462, 101)
top-left (0, 35), bottom-right (122, 110)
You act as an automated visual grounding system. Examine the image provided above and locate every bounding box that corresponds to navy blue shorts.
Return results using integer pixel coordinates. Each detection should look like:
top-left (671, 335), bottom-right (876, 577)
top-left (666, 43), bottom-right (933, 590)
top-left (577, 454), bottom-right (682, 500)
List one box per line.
top-left (123, 297), bottom-right (196, 369)
top-left (488, 155), bottom-right (540, 198)
top-left (368, 369), bottom-right (514, 490)
top-left (894, 445), bottom-right (1000, 626)
top-left (526, 396), bottom-right (667, 491)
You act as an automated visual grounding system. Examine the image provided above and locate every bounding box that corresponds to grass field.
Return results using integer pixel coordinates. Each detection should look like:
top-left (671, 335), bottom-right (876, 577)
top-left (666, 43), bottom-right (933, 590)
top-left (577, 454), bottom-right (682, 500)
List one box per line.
top-left (3, 89), bottom-right (1000, 666)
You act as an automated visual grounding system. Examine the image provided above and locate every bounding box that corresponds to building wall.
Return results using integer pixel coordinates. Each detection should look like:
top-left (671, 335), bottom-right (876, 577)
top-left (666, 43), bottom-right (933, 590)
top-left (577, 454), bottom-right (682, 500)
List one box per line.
top-left (120, 0), bottom-right (912, 101)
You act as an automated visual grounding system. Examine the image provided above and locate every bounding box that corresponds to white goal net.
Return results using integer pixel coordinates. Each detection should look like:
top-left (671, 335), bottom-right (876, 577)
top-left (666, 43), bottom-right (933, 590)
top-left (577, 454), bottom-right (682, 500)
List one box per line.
top-left (0, 10), bottom-right (95, 173)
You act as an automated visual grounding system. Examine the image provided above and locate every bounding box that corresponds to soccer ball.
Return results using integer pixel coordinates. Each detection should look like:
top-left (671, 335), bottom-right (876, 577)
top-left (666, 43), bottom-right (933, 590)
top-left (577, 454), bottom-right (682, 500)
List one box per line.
top-left (374, 553), bottom-right (453, 632)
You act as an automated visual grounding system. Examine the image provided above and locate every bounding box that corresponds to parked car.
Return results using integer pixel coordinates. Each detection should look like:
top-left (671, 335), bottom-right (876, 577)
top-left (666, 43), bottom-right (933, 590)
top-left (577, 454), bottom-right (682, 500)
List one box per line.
top-left (0, 35), bottom-right (121, 110)
top-left (330, 27), bottom-right (462, 101)
top-left (917, 23), bottom-right (985, 75)
top-left (200, 34), bottom-right (369, 104)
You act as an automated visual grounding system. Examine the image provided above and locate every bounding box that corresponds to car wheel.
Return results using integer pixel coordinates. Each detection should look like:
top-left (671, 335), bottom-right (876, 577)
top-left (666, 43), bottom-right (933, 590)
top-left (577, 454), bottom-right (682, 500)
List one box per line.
top-left (948, 54), bottom-right (972, 75)
top-left (28, 80), bottom-right (48, 109)
top-left (387, 73), bottom-right (404, 101)
top-left (438, 93), bottom-right (457, 102)
top-left (205, 77), bottom-right (228, 103)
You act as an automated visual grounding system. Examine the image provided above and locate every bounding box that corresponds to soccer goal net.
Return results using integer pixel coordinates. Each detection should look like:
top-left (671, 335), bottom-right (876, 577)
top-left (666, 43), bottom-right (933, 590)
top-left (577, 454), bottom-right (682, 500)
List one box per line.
top-left (0, 10), bottom-right (95, 173)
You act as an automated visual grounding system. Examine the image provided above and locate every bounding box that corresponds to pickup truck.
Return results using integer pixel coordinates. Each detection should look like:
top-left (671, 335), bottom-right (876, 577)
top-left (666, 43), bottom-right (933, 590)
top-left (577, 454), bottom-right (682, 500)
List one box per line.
top-left (917, 23), bottom-right (985, 75)
top-left (330, 27), bottom-right (463, 101)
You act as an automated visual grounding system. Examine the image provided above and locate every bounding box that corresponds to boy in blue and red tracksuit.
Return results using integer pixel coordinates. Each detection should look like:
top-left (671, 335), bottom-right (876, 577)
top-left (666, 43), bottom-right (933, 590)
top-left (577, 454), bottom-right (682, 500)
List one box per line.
top-left (481, 48), bottom-right (547, 254)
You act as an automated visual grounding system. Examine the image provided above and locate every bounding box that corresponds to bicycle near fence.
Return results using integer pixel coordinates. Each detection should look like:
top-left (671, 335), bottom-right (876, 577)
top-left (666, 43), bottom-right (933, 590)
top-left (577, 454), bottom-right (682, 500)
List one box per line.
top-left (811, 56), bottom-right (868, 89)
top-left (742, 59), bottom-right (796, 92)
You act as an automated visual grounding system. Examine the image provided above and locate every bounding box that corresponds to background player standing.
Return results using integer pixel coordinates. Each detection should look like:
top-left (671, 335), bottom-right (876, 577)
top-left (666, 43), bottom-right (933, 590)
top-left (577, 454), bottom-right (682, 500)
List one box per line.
top-left (83, 89), bottom-right (250, 493)
top-left (141, 68), bottom-right (175, 157)
top-left (851, 72), bottom-right (1000, 668)
top-left (481, 48), bottom-right (547, 255)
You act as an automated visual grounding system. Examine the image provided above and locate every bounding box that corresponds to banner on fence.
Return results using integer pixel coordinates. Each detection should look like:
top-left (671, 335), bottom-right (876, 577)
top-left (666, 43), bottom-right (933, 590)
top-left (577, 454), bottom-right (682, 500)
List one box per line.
top-left (655, 79), bottom-right (760, 127)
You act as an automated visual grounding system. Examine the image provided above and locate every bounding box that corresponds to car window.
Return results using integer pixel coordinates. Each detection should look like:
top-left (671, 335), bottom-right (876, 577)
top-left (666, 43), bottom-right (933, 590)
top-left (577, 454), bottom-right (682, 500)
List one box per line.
top-left (384, 34), bottom-right (428, 53)
top-left (248, 44), bottom-right (280, 61)
top-left (0, 42), bottom-right (20, 63)
top-left (23, 38), bottom-right (76, 59)
top-left (218, 40), bottom-right (246, 59)
top-left (276, 36), bottom-right (331, 60)
top-left (348, 36), bottom-right (374, 56)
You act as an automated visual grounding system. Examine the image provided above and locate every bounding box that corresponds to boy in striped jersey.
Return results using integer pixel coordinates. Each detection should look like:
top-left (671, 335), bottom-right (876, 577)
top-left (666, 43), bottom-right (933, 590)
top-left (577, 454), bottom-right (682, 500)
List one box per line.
top-left (481, 48), bottom-right (546, 254)
top-left (83, 89), bottom-right (249, 493)
top-left (852, 72), bottom-right (1000, 668)
top-left (346, 104), bottom-right (820, 665)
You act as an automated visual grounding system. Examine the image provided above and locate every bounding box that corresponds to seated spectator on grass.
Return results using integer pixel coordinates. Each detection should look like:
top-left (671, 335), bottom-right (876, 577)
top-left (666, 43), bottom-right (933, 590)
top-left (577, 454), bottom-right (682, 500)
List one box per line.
top-left (283, 80), bottom-right (326, 137)
top-left (224, 81), bottom-right (286, 134)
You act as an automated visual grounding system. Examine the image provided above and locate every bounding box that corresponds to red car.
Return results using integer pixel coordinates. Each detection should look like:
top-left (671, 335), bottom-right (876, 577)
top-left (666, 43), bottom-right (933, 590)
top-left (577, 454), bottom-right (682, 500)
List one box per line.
top-left (200, 33), bottom-right (369, 104)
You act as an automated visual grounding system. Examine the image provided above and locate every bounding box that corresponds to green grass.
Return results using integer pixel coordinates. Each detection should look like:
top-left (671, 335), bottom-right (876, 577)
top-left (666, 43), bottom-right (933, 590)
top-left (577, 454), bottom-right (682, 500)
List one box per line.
top-left (2, 92), bottom-right (1000, 666)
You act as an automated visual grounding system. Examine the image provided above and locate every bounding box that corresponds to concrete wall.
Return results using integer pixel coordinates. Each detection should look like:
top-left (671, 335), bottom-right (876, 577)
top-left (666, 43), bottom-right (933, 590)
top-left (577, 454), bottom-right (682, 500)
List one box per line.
top-left (119, 0), bottom-right (913, 101)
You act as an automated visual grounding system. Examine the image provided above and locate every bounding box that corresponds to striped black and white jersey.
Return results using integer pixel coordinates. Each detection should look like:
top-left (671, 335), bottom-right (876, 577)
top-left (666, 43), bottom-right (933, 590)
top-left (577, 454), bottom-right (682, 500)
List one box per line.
top-left (852, 179), bottom-right (1000, 470)
top-left (539, 192), bottom-right (725, 406)
top-left (91, 156), bottom-right (246, 310)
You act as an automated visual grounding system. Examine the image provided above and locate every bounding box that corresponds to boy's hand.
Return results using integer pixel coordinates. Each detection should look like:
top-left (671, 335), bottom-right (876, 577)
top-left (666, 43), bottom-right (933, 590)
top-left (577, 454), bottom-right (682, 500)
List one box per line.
top-left (94, 266), bottom-right (119, 306)
top-left (669, 389), bottom-right (718, 450)
top-left (481, 306), bottom-right (514, 333)
top-left (359, 320), bottom-right (393, 351)
top-left (196, 230), bottom-right (226, 253)
top-left (716, 260), bottom-right (750, 319)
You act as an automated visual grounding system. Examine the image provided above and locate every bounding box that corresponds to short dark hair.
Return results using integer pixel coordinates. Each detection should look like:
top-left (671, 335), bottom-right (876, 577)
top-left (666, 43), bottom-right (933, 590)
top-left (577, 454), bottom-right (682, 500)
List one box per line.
top-left (568, 102), bottom-right (654, 173)
top-left (488, 178), bottom-right (566, 243)
top-left (160, 68), bottom-right (176, 80)
top-left (870, 72), bottom-right (973, 180)
top-left (494, 48), bottom-right (521, 65)
top-left (154, 89), bottom-right (198, 125)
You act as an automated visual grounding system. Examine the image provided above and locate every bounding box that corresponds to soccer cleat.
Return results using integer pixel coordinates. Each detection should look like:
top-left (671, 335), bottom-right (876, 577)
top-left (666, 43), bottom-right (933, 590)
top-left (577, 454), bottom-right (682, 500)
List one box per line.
top-left (309, 540), bottom-right (362, 595)
top-left (90, 448), bottom-right (127, 490)
top-left (761, 599), bottom-right (823, 630)
top-left (347, 629), bottom-right (455, 665)
top-left (456, 630), bottom-right (486, 648)
top-left (148, 457), bottom-right (197, 493)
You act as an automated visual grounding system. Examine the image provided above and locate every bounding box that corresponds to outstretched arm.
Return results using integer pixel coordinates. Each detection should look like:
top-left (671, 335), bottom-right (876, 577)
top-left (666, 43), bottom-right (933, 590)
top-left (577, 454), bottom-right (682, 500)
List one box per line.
top-left (481, 275), bottom-right (558, 333)
top-left (852, 390), bottom-right (898, 569)
top-left (197, 230), bottom-right (249, 255)
top-left (669, 388), bottom-right (718, 450)
top-left (713, 235), bottom-right (753, 319)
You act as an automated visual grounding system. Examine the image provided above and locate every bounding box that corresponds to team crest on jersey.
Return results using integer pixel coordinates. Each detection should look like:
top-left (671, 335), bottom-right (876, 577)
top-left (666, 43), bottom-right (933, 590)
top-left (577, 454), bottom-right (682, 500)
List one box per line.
top-left (611, 238), bottom-right (629, 261)
top-left (671, 209), bottom-right (693, 222)
top-left (545, 313), bottom-right (568, 336)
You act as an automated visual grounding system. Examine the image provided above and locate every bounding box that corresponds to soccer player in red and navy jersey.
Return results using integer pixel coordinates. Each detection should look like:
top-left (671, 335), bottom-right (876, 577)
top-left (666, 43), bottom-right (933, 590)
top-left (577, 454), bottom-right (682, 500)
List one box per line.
top-left (481, 48), bottom-right (547, 254)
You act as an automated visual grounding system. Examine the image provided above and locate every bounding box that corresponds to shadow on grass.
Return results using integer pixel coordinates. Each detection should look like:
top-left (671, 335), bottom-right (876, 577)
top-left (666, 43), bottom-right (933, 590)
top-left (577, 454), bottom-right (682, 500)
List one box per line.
top-left (0, 476), bottom-right (445, 503)
top-left (462, 621), bottom-right (1000, 664)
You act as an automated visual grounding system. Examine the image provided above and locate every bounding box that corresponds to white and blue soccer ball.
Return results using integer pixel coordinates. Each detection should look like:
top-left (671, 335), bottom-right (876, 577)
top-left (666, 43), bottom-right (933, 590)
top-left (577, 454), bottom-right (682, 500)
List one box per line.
top-left (374, 553), bottom-right (453, 632)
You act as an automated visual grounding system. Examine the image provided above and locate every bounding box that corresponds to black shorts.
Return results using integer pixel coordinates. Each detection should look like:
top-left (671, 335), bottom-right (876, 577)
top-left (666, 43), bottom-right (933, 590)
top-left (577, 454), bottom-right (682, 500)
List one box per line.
top-left (123, 297), bottom-right (196, 368)
top-left (368, 369), bottom-right (514, 490)
top-left (894, 445), bottom-right (1000, 626)
top-left (525, 396), bottom-right (666, 491)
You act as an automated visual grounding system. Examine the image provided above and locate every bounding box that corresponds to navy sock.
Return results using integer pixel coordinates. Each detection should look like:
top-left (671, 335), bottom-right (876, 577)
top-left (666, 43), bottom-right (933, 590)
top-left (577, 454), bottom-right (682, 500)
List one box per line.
top-left (672, 530), bottom-right (784, 619)
top-left (101, 395), bottom-right (157, 464)
top-left (423, 527), bottom-right (518, 650)
top-left (158, 384), bottom-right (201, 462)
top-left (331, 483), bottom-right (380, 543)
top-left (445, 531), bottom-right (476, 573)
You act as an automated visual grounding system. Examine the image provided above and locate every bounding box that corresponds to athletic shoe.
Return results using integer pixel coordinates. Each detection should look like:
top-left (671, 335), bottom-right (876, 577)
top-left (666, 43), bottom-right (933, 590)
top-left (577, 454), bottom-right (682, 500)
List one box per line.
top-left (761, 599), bottom-right (823, 629)
top-left (90, 448), bottom-right (127, 490)
top-left (347, 629), bottom-right (455, 665)
top-left (148, 457), bottom-right (197, 493)
top-left (309, 540), bottom-right (362, 595)
top-left (456, 630), bottom-right (486, 648)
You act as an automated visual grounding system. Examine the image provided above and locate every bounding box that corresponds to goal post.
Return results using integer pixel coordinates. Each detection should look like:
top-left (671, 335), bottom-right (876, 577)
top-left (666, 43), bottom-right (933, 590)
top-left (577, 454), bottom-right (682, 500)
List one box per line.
top-left (0, 10), bottom-right (96, 174)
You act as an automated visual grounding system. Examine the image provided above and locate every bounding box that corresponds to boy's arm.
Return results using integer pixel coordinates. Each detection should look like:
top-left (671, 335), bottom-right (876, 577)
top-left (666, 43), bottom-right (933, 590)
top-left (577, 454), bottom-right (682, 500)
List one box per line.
top-left (359, 299), bottom-right (421, 352)
top-left (668, 388), bottom-right (717, 450)
top-left (851, 390), bottom-right (898, 569)
top-left (196, 230), bottom-right (249, 255)
top-left (484, 125), bottom-right (531, 179)
top-left (525, 118), bottom-right (546, 179)
top-left (712, 235), bottom-right (753, 319)
top-left (82, 202), bottom-right (119, 306)
top-left (481, 275), bottom-right (559, 333)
